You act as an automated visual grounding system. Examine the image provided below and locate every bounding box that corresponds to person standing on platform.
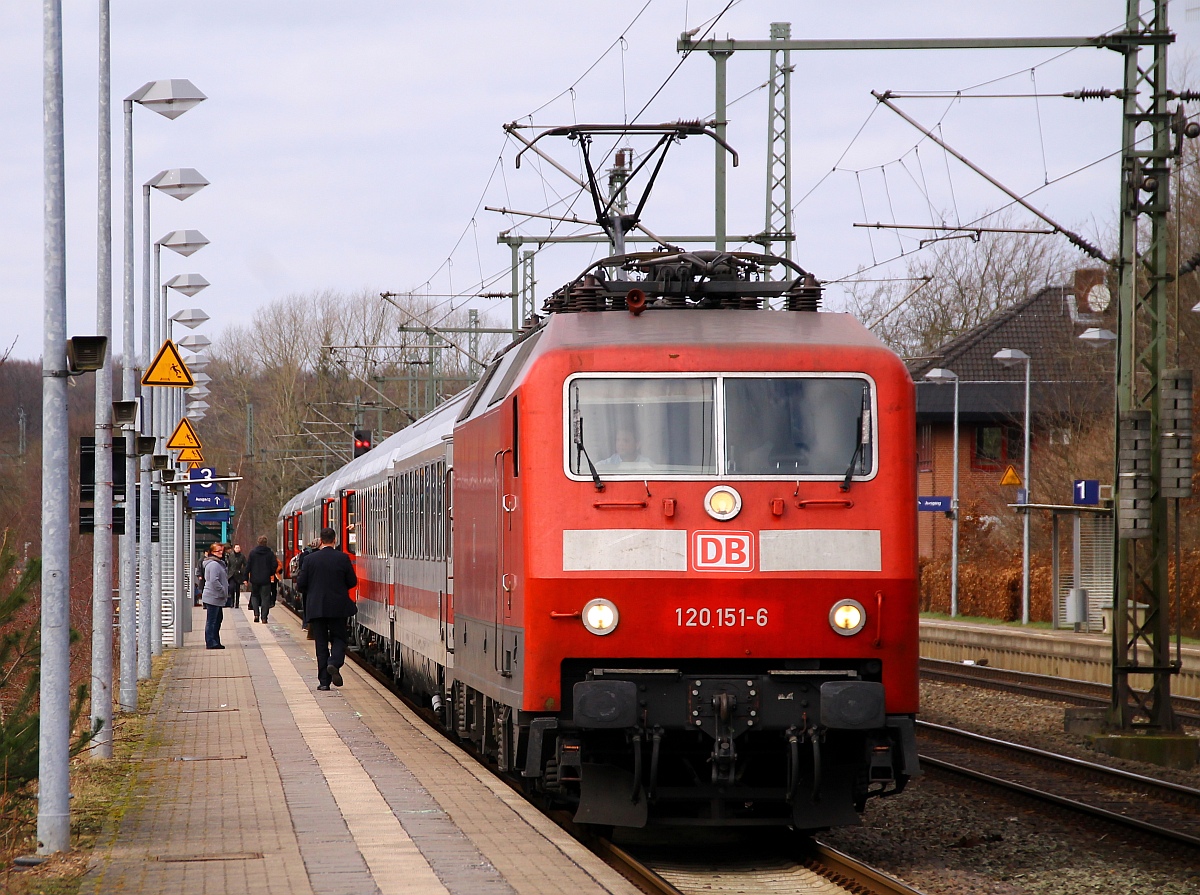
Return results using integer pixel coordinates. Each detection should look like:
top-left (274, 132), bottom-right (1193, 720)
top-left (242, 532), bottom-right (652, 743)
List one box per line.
top-left (226, 543), bottom-right (246, 608)
top-left (201, 542), bottom-right (229, 649)
top-left (246, 535), bottom-right (278, 624)
top-left (296, 527), bottom-right (358, 691)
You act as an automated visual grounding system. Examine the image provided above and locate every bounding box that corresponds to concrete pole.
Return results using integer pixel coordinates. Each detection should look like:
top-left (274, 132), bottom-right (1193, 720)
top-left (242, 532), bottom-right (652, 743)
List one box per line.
top-left (138, 185), bottom-right (153, 679)
top-left (1022, 357), bottom-right (1031, 624)
top-left (38, 0), bottom-right (71, 853)
top-left (951, 377), bottom-right (960, 618)
top-left (152, 279), bottom-right (166, 655)
top-left (90, 0), bottom-right (114, 759)
top-left (119, 99), bottom-right (137, 711)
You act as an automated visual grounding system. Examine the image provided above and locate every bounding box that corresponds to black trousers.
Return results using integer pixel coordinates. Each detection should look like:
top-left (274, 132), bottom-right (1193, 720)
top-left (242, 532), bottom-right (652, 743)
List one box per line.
top-left (310, 617), bottom-right (349, 686)
top-left (249, 583), bottom-right (274, 619)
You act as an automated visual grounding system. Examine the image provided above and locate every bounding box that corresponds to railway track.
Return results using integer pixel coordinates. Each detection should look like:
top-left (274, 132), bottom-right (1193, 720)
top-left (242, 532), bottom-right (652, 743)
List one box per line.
top-left (916, 720), bottom-right (1200, 849)
top-left (920, 657), bottom-right (1200, 726)
top-left (601, 831), bottom-right (929, 895)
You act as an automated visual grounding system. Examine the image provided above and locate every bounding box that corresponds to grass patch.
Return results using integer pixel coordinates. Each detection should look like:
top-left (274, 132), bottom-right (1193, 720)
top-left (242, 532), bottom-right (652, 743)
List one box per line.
top-left (0, 654), bottom-right (170, 895)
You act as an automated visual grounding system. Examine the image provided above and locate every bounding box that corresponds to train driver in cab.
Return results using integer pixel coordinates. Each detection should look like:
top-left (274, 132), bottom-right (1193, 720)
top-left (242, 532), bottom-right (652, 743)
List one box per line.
top-left (598, 426), bottom-right (652, 469)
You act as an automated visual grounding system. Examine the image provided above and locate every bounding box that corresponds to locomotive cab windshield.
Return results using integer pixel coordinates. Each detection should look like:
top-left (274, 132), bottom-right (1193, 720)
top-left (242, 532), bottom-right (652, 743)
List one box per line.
top-left (566, 373), bottom-right (876, 480)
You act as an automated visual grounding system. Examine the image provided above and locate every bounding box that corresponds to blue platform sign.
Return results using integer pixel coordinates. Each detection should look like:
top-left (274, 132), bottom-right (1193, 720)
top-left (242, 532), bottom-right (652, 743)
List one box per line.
top-left (918, 496), bottom-right (952, 512)
top-left (188, 467), bottom-right (227, 510)
top-left (1073, 479), bottom-right (1100, 506)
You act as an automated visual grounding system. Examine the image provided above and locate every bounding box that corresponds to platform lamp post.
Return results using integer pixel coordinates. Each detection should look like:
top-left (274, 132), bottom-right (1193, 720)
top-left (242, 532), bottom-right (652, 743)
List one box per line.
top-left (119, 80), bottom-right (205, 712)
top-left (924, 368), bottom-right (960, 617)
top-left (138, 170), bottom-right (208, 680)
top-left (994, 348), bottom-right (1032, 624)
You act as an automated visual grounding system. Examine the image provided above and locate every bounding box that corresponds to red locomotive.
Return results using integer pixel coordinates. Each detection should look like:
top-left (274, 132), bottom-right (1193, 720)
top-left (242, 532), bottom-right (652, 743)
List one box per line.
top-left (279, 249), bottom-right (919, 829)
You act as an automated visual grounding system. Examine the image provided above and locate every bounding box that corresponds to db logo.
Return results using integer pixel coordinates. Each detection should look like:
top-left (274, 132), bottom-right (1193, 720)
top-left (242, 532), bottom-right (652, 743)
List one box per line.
top-left (691, 531), bottom-right (754, 571)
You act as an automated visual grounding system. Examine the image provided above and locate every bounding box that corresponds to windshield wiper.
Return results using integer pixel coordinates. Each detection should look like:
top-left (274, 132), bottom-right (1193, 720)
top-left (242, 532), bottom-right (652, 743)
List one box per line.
top-left (840, 441), bottom-right (862, 492)
top-left (573, 418), bottom-right (605, 492)
top-left (840, 390), bottom-right (871, 493)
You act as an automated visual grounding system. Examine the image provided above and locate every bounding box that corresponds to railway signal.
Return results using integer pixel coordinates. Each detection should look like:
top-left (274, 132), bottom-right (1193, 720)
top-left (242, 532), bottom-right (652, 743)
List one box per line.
top-left (352, 429), bottom-right (372, 458)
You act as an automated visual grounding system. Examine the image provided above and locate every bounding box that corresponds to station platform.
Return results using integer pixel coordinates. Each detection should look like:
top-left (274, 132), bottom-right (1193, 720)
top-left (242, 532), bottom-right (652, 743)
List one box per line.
top-left (78, 605), bottom-right (641, 895)
top-left (920, 617), bottom-right (1200, 698)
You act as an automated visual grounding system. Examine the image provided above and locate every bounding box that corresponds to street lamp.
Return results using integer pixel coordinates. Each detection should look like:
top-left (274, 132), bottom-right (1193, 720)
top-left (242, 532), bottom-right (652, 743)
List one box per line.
top-left (994, 347), bottom-right (1032, 624)
top-left (115, 77), bottom-right (204, 719)
top-left (1079, 327), bottom-right (1117, 347)
top-left (925, 368), bottom-right (960, 617)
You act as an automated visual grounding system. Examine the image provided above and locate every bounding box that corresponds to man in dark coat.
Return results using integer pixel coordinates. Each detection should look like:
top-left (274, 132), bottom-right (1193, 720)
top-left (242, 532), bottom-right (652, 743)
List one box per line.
top-left (225, 543), bottom-right (247, 608)
top-left (245, 535), bottom-right (278, 624)
top-left (296, 527), bottom-right (358, 691)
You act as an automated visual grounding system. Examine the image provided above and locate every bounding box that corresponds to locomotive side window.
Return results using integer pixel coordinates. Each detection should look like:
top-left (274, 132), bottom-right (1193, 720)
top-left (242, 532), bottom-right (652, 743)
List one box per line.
top-left (569, 378), bottom-right (716, 477)
top-left (724, 377), bottom-right (874, 477)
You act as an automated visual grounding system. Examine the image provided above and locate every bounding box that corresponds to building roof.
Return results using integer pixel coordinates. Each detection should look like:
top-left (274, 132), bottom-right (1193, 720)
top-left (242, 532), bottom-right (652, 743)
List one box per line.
top-left (910, 279), bottom-right (1112, 421)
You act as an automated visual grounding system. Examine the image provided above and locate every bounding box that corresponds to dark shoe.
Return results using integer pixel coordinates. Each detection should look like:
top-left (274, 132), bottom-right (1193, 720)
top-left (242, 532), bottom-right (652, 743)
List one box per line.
top-left (328, 665), bottom-right (343, 687)
top-left (252, 615), bottom-right (259, 622)
top-left (261, 616), bottom-right (269, 624)
top-left (206, 645), bottom-right (225, 650)
top-left (317, 684), bottom-right (331, 691)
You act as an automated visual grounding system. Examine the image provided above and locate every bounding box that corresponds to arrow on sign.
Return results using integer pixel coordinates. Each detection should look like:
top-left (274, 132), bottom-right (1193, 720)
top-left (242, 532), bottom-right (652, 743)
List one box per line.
top-left (166, 417), bottom-right (202, 450)
top-left (141, 340), bottom-right (195, 388)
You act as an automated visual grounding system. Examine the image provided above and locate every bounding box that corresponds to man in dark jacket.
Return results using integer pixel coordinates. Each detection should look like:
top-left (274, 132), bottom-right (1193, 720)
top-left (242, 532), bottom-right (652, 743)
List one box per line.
top-left (245, 536), bottom-right (278, 624)
top-left (225, 543), bottom-right (247, 608)
top-left (296, 527), bottom-right (358, 691)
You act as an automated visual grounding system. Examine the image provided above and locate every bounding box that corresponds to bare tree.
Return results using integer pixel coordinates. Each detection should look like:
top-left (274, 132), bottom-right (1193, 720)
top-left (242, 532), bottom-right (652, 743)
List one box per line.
top-left (845, 210), bottom-right (1077, 357)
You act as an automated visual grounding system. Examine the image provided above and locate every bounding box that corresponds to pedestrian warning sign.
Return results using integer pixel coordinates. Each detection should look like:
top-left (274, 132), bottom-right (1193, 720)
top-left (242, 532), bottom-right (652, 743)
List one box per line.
top-left (141, 340), bottom-right (194, 388)
top-left (176, 446), bottom-right (204, 463)
top-left (166, 418), bottom-right (202, 450)
top-left (1000, 465), bottom-right (1022, 487)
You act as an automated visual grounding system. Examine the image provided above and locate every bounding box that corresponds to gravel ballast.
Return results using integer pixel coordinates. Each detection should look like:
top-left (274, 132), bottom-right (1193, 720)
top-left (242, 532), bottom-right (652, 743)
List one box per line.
top-left (818, 679), bottom-right (1200, 895)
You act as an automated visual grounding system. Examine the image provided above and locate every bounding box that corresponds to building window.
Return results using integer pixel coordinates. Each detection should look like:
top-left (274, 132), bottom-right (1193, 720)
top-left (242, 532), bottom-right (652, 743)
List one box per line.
top-left (972, 425), bottom-right (1024, 470)
top-left (917, 423), bottom-right (932, 472)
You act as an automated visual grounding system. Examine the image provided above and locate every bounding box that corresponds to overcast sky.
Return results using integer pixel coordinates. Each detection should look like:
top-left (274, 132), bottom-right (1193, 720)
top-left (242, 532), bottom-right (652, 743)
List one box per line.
top-left (3, 2), bottom-right (1199, 362)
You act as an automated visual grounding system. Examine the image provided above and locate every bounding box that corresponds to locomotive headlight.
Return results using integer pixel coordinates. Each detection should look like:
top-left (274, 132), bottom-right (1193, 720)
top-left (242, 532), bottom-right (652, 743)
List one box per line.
top-left (582, 598), bottom-right (619, 636)
top-left (829, 599), bottom-right (866, 636)
top-left (704, 485), bottom-right (742, 521)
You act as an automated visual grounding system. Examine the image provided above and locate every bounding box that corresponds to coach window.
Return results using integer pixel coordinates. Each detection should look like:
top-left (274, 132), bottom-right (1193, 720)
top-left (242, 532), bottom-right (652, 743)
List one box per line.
top-left (724, 377), bottom-right (873, 478)
top-left (568, 377), bottom-right (716, 477)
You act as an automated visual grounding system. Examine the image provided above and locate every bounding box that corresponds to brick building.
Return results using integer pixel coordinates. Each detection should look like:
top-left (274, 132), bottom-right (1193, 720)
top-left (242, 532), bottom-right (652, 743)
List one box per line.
top-left (908, 271), bottom-right (1114, 560)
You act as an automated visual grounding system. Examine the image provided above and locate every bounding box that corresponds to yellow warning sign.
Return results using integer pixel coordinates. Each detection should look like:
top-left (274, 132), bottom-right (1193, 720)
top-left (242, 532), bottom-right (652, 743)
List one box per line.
top-left (176, 447), bottom-right (204, 463)
top-left (187, 461), bottom-right (203, 470)
top-left (166, 417), bottom-right (203, 450)
top-left (141, 340), bottom-right (195, 388)
top-left (1000, 465), bottom-right (1022, 487)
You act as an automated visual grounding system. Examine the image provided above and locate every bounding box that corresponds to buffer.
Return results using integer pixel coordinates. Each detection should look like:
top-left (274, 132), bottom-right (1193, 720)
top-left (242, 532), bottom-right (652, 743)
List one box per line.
top-left (141, 340), bottom-right (195, 388)
top-left (167, 418), bottom-right (203, 450)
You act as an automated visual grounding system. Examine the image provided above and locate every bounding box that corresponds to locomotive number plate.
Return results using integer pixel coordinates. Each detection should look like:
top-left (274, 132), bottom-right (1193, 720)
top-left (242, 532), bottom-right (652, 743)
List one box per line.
top-left (675, 607), bottom-right (768, 627)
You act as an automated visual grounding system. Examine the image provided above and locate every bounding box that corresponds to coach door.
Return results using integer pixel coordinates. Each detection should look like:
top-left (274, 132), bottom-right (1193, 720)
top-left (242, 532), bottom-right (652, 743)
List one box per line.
top-left (340, 490), bottom-right (358, 600)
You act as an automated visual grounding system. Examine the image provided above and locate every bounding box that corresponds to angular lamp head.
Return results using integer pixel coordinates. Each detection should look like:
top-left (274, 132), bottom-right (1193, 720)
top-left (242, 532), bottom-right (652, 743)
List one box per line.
top-left (163, 273), bottom-right (209, 297)
top-left (136, 436), bottom-right (156, 456)
top-left (159, 230), bottom-right (209, 256)
top-left (152, 454), bottom-right (170, 470)
top-left (127, 79), bottom-right (206, 119)
top-left (147, 168), bottom-right (209, 201)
